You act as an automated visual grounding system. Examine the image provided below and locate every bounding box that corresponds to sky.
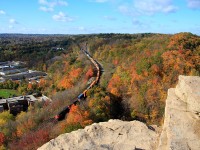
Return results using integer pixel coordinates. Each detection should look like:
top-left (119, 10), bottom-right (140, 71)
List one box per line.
top-left (0, 0), bottom-right (200, 34)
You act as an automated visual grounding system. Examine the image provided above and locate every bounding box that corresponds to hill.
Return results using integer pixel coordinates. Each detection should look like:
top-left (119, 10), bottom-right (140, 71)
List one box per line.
top-left (0, 32), bottom-right (199, 149)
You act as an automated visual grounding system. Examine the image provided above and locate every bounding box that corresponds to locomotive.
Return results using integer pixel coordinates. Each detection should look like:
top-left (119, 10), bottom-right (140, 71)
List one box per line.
top-left (54, 49), bottom-right (100, 121)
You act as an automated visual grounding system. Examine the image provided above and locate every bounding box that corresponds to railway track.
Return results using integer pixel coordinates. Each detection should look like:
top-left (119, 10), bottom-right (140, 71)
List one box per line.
top-left (54, 48), bottom-right (101, 121)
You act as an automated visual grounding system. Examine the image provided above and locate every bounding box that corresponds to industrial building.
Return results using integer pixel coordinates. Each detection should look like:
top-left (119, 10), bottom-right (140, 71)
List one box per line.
top-left (0, 94), bottom-right (51, 115)
top-left (0, 61), bottom-right (47, 83)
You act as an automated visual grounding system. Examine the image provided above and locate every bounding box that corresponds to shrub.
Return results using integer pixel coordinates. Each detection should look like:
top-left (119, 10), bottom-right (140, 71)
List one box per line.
top-left (64, 123), bottom-right (83, 133)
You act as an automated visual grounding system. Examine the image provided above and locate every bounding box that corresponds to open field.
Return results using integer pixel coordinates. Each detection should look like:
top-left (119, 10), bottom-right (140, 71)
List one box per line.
top-left (0, 89), bottom-right (20, 98)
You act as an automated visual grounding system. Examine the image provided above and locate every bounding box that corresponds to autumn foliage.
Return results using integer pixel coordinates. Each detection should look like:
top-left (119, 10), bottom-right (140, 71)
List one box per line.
top-left (60, 105), bottom-right (92, 133)
top-left (0, 33), bottom-right (199, 149)
top-left (168, 32), bottom-right (200, 51)
top-left (91, 33), bottom-right (199, 124)
top-left (0, 132), bottom-right (5, 146)
top-left (85, 66), bottom-right (94, 81)
top-left (10, 129), bottom-right (50, 150)
top-left (58, 68), bottom-right (82, 89)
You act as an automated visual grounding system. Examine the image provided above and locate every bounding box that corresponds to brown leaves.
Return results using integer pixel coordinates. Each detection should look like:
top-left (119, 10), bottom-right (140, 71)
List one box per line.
top-left (168, 32), bottom-right (200, 50)
top-left (0, 132), bottom-right (5, 146)
top-left (10, 129), bottom-right (50, 150)
top-left (151, 64), bottom-right (160, 75)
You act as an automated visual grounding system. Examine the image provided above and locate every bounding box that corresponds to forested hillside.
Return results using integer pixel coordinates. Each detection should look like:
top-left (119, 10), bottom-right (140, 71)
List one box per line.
top-left (0, 33), bottom-right (199, 149)
top-left (86, 32), bottom-right (200, 124)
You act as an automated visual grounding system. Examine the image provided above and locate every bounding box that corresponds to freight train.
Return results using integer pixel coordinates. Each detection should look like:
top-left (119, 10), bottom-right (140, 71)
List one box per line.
top-left (54, 49), bottom-right (101, 121)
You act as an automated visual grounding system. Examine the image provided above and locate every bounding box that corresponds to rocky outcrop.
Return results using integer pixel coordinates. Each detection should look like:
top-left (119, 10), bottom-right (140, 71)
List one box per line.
top-left (38, 120), bottom-right (159, 150)
top-left (158, 75), bottom-right (200, 150)
top-left (39, 75), bottom-right (200, 150)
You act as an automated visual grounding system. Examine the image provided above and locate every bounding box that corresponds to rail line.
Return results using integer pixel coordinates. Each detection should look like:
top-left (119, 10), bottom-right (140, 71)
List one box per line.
top-left (54, 48), bottom-right (101, 121)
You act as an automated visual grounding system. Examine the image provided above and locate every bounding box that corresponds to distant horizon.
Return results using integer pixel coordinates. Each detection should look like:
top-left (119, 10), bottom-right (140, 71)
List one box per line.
top-left (0, 32), bottom-right (199, 36)
top-left (0, 0), bottom-right (200, 35)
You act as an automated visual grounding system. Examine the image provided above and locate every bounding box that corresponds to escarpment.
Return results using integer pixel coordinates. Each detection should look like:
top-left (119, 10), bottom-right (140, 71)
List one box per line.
top-left (39, 75), bottom-right (200, 150)
top-left (158, 75), bottom-right (200, 150)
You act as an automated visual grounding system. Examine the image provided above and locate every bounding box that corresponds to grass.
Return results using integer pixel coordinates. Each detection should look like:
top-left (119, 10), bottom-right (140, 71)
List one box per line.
top-left (0, 89), bottom-right (20, 98)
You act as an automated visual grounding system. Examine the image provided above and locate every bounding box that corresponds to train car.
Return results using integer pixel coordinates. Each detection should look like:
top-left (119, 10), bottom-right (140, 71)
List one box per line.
top-left (90, 80), bottom-right (96, 88)
top-left (73, 100), bottom-right (79, 105)
top-left (78, 93), bottom-right (85, 99)
top-left (55, 105), bottom-right (71, 121)
top-left (55, 48), bottom-right (101, 121)
top-left (83, 90), bottom-right (87, 97)
top-left (87, 86), bottom-right (91, 90)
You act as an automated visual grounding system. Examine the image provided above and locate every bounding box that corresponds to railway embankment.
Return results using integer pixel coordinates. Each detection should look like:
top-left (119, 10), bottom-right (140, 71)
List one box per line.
top-left (39, 75), bottom-right (200, 150)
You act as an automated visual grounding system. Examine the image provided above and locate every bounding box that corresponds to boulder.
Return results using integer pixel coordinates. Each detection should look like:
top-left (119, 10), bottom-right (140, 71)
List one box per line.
top-left (38, 120), bottom-right (159, 150)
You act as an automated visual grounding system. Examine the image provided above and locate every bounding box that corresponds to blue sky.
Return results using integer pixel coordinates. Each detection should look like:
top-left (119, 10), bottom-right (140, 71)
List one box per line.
top-left (0, 0), bottom-right (200, 34)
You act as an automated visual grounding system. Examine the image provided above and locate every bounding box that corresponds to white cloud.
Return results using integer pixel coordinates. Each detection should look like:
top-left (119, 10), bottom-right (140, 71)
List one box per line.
top-left (39, 0), bottom-right (48, 5)
top-left (52, 12), bottom-right (73, 22)
top-left (38, 0), bottom-right (68, 12)
top-left (9, 19), bottom-right (17, 24)
top-left (187, 0), bottom-right (200, 9)
top-left (119, 0), bottom-right (178, 16)
top-left (162, 5), bottom-right (177, 13)
top-left (134, 0), bottom-right (178, 14)
top-left (39, 6), bottom-right (54, 12)
top-left (57, 0), bottom-right (68, 6)
top-left (0, 10), bottom-right (6, 15)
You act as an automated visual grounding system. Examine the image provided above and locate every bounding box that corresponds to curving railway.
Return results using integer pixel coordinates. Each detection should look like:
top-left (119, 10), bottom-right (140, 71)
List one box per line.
top-left (54, 48), bottom-right (101, 121)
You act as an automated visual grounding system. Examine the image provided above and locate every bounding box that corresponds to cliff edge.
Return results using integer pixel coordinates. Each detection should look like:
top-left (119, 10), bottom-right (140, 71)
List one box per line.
top-left (158, 75), bottom-right (200, 150)
top-left (39, 75), bottom-right (200, 150)
top-left (38, 120), bottom-right (159, 150)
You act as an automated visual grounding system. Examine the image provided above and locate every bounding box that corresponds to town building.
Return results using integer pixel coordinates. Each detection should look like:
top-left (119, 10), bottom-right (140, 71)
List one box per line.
top-left (0, 94), bottom-right (51, 115)
top-left (0, 61), bottom-right (47, 83)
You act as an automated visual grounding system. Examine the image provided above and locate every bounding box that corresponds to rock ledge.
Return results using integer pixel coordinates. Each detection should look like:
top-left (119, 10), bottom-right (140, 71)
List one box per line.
top-left (38, 120), bottom-right (159, 150)
top-left (39, 75), bottom-right (200, 150)
top-left (158, 75), bottom-right (200, 150)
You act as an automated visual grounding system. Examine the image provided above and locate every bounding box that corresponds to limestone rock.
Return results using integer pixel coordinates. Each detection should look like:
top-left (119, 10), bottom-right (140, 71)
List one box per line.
top-left (175, 75), bottom-right (200, 113)
top-left (38, 120), bottom-right (159, 150)
top-left (158, 75), bottom-right (200, 150)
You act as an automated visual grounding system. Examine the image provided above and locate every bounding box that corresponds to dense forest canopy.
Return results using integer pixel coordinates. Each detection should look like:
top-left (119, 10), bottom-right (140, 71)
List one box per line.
top-left (0, 34), bottom-right (73, 69)
top-left (0, 32), bottom-right (199, 149)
